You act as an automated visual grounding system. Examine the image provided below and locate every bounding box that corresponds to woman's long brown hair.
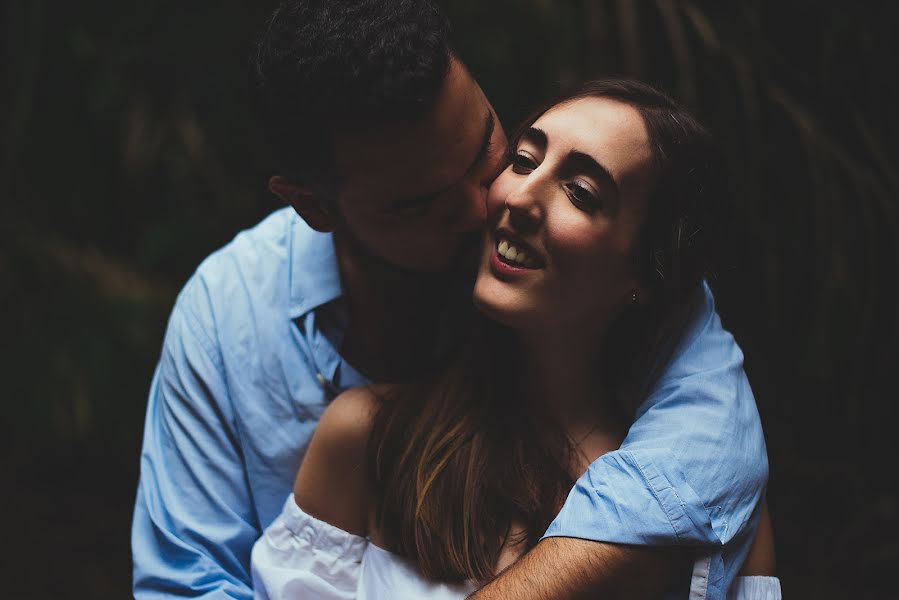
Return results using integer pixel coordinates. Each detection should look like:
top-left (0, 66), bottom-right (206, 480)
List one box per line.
top-left (367, 77), bottom-right (724, 584)
top-left (368, 316), bottom-right (574, 583)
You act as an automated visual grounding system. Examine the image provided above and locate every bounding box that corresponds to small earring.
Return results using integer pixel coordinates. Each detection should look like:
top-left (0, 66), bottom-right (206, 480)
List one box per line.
top-left (631, 291), bottom-right (638, 304)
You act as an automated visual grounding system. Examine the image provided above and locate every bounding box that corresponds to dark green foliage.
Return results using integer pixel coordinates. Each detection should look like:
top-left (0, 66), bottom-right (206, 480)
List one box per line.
top-left (1, 1), bottom-right (896, 597)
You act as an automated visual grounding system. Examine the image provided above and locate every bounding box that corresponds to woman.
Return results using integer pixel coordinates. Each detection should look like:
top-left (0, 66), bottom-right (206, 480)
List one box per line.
top-left (250, 78), bottom-right (781, 599)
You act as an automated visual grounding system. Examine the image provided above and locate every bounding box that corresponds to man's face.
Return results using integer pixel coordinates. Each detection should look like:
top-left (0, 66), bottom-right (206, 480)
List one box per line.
top-left (328, 58), bottom-right (508, 271)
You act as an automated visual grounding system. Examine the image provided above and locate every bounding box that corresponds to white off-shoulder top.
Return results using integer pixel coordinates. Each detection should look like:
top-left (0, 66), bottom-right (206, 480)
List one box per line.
top-left (251, 495), bottom-right (782, 600)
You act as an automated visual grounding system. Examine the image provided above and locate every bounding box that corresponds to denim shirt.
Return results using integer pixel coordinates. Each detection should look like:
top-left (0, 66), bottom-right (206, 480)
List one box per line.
top-left (132, 208), bottom-right (767, 599)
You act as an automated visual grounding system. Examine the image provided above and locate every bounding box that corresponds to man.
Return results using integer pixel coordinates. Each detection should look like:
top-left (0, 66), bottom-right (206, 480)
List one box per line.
top-left (132, 1), bottom-right (766, 598)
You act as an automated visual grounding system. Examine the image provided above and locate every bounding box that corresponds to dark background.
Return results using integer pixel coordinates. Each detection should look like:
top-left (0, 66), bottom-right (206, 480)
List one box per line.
top-left (2, 1), bottom-right (897, 597)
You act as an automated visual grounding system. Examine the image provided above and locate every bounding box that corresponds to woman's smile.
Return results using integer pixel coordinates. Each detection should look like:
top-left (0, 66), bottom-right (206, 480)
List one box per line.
top-left (474, 96), bottom-right (652, 336)
top-left (488, 226), bottom-right (546, 280)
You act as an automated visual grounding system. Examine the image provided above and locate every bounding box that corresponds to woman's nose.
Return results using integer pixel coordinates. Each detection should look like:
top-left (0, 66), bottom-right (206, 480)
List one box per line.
top-left (504, 177), bottom-right (544, 232)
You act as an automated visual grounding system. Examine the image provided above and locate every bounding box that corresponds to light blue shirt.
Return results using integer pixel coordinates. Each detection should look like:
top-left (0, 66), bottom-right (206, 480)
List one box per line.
top-left (132, 208), bottom-right (767, 599)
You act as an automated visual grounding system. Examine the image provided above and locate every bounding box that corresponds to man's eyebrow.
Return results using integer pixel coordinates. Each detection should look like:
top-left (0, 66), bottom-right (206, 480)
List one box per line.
top-left (466, 110), bottom-right (495, 175)
top-left (381, 110), bottom-right (495, 214)
top-left (565, 150), bottom-right (620, 197)
top-left (381, 190), bottom-right (442, 213)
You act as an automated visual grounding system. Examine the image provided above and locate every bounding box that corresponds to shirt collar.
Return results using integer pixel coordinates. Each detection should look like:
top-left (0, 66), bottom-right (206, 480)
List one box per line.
top-left (287, 213), bottom-right (344, 319)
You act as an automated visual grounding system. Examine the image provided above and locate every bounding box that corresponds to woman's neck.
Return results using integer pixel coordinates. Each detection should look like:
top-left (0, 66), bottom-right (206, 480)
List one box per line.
top-left (515, 327), bottom-right (610, 435)
top-left (514, 325), bottom-right (628, 478)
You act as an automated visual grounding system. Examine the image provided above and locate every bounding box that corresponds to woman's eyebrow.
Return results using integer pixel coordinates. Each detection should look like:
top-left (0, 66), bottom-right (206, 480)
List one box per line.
top-left (565, 150), bottom-right (620, 197)
top-left (522, 126), bottom-right (619, 196)
top-left (520, 126), bottom-right (548, 149)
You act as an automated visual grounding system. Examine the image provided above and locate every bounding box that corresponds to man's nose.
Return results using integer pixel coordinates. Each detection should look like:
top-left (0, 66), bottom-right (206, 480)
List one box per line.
top-left (449, 183), bottom-right (489, 233)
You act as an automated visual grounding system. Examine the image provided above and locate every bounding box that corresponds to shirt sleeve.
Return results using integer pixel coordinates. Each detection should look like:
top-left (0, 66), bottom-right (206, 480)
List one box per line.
top-left (544, 282), bottom-right (768, 559)
top-left (132, 275), bottom-right (259, 599)
top-left (251, 495), bottom-right (367, 600)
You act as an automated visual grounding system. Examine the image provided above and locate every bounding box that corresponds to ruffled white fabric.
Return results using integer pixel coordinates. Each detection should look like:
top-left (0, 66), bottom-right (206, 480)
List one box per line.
top-left (251, 495), bottom-right (475, 600)
top-left (251, 495), bottom-right (367, 600)
top-left (251, 495), bottom-right (781, 600)
top-left (727, 576), bottom-right (783, 600)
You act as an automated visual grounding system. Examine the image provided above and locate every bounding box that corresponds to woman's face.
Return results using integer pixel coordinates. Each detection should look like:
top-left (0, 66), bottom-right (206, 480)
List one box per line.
top-left (473, 97), bottom-right (654, 336)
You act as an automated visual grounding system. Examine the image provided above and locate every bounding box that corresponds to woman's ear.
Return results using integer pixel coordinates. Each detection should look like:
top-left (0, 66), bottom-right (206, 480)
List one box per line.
top-left (269, 176), bottom-right (335, 232)
top-left (631, 283), bottom-right (652, 306)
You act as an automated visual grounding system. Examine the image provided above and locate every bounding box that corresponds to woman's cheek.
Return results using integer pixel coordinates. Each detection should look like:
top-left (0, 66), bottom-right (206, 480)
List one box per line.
top-left (544, 213), bottom-right (600, 268)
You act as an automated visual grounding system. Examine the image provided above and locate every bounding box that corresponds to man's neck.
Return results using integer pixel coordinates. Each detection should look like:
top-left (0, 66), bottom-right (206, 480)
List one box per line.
top-left (334, 234), bottom-right (460, 382)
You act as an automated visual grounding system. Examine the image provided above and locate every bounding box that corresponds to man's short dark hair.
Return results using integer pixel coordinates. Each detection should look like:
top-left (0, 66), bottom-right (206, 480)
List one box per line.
top-left (251, 0), bottom-right (454, 183)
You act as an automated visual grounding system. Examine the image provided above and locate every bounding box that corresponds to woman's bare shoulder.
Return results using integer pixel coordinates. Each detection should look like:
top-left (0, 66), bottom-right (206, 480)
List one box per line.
top-left (315, 386), bottom-right (384, 447)
top-left (292, 385), bottom-right (388, 536)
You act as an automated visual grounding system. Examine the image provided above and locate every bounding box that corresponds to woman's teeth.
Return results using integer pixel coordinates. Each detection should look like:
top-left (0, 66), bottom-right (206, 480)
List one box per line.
top-left (497, 239), bottom-right (538, 268)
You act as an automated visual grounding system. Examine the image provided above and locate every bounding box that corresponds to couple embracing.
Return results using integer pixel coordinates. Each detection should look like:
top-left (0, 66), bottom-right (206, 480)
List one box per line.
top-left (132, 1), bottom-right (781, 598)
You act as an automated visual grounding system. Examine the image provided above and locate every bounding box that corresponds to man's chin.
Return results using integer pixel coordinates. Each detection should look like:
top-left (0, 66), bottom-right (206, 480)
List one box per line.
top-left (446, 232), bottom-right (484, 275)
top-left (388, 231), bottom-right (482, 274)
top-left (335, 230), bottom-right (479, 279)
top-left (395, 246), bottom-right (478, 277)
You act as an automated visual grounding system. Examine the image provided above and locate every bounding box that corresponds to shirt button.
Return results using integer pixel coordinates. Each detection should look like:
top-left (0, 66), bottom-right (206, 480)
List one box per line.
top-left (315, 373), bottom-right (326, 386)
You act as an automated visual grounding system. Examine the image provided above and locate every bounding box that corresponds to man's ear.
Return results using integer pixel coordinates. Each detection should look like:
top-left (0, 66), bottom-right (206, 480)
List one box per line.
top-left (269, 176), bottom-right (335, 232)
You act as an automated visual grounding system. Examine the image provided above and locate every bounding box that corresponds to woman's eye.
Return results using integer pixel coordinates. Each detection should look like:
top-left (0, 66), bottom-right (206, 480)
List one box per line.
top-left (564, 181), bottom-right (601, 213)
top-left (510, 151), bottom-right (538, 173)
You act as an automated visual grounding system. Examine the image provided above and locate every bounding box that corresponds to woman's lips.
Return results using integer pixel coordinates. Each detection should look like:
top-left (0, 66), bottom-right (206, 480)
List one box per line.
top-left (489, 236), bottom-right (544, 280)
top-left (495, 238), bottom-right (539, 268)
top-left (493, 228), bottom-right (545, 269)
